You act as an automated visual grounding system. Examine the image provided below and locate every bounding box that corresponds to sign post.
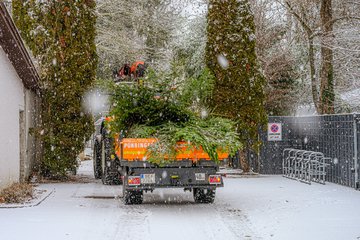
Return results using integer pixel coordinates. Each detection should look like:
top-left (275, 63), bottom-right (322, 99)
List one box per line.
top-left (268, 123), bottom-right (282, 141)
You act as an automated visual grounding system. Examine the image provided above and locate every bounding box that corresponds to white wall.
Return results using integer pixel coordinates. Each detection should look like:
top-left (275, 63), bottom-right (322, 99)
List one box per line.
top-left (0, 47), bottom-right (25, 189)
top-left (23, 89), bottom-right (38, 181)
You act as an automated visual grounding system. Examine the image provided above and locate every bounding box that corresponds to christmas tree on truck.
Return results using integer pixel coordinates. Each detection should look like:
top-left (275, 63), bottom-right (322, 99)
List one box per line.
top-left (93, 66), bottom-right (241, 204)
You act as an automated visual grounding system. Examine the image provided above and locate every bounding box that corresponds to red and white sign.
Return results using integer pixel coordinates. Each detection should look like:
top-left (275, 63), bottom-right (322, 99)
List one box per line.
top-left (268, 123), bottom-right (282, 141)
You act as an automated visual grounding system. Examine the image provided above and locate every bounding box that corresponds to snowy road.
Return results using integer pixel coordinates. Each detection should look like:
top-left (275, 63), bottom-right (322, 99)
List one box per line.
top-left (1, 161), bottom-right (360, 240)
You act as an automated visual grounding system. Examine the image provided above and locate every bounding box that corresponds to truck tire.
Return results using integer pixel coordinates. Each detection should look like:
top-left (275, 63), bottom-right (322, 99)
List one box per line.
top-left (123, 190), bottom-right (143, 205)
top-left (100, 136), bottom-right (122, 185)
top-left (102, 165), bottom-right (122, 185)
top-left (93, 140), bottom-right (102, 179)
top-left (102, 166), bottom-right (112, 185)
top-left (101, 137), bottom-right (114, 185)
top-left (193, 188), bottom-right (215, 204)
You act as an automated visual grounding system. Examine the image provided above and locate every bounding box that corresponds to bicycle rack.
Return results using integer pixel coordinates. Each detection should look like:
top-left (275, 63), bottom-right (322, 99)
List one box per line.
top-left (282, 148), bottom-right (330, 184)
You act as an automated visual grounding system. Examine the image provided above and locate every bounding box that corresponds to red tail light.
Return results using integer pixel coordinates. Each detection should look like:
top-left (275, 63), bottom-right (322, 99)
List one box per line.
top-left (209, 175), bottom-right (222, 184)
top-left (128, 176), bottom-right (141, 186)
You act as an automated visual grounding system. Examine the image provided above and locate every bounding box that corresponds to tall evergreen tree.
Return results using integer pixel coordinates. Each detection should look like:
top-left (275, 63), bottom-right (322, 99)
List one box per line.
top-left (13, 0), bottom-right (98, 177)
top-left (205, 0), bottom-right (267, 171)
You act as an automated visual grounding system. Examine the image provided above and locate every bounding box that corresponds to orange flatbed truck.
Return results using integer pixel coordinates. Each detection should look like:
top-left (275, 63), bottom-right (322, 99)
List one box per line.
top-left (93, 119), bottom-right (225, 204)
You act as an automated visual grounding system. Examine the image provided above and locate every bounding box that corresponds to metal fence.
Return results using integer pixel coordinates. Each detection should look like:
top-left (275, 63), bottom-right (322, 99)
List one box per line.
top-left (259, 114), bottom-right (360, 189)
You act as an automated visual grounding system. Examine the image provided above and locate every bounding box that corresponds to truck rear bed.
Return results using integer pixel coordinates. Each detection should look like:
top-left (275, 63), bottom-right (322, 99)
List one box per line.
top-left (118, 139), bottom-right (225, 204)
top-left (123, 164), bottom-right (223, 190)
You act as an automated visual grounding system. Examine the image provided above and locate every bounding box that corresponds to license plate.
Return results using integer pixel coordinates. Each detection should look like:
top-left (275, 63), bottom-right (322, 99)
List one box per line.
top-left (140, 174), bottom-right (155, 184)
top-left (195, 173), bottom-right (205, 181)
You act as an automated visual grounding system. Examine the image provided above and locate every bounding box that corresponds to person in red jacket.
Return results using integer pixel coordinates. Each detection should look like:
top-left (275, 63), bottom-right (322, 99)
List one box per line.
top-left (118, 63), bottom-right (131, 80)
top-left (130, 61), bottom-right (146, 79)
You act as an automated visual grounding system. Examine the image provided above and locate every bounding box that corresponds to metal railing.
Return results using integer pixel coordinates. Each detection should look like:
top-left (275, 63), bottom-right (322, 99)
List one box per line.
top-left (282, 148), bottom-right (330, 184)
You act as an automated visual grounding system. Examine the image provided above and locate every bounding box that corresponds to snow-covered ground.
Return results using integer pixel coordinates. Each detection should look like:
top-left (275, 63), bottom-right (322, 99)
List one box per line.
top-left (1, 160), bottom-right (360, 240)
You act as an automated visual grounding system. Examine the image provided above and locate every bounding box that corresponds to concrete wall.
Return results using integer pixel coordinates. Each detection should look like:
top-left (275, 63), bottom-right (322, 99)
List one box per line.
top-left (0, 47), bottom-right (38, 190)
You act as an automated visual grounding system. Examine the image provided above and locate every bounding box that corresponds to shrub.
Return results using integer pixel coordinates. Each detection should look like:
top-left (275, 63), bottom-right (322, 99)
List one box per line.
top-left (0, 183), bottom-right (34, 204)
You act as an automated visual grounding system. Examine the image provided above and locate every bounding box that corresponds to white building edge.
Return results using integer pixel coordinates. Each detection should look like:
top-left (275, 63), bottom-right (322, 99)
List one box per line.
top-left (0, 3), bottom-right (41, 190)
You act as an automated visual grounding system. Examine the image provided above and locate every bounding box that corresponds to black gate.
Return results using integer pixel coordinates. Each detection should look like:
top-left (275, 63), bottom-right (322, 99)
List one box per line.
top-left (259, 114), bottom-right (360, 189)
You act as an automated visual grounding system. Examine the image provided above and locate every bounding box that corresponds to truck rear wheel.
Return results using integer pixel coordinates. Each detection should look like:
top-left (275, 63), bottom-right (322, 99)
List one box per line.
top-left (102, 166), bottom-right (113, 185)
top-left (123, 190), bottom-right (143, 205)
top-left (93, 140), bottom-right (102, 179)
top-left (193, 188), bottom-right (215, 204)
top-left (101, 137), bottom-right (121, 185)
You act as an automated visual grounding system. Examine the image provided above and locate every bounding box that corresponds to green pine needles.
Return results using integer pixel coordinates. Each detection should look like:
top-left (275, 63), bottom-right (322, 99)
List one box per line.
top-left (102, 69), bottom-right (241, 165)
top-left (13, 1), bottom-right (98, 177)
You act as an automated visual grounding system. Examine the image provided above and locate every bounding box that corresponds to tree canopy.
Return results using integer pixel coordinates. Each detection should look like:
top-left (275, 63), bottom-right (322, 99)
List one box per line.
top-left (13, 0), bottom-right (98, 177)
top-left (206, 0), bottom-right (267, 152)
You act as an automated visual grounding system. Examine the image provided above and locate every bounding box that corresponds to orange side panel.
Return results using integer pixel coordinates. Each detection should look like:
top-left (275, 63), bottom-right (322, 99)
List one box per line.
top-left (115, 138), bottom-right (229, 161)
top-left (115, 138), bottom-right (156, 161)
top-left (172, 142), bottom-right (229, 160)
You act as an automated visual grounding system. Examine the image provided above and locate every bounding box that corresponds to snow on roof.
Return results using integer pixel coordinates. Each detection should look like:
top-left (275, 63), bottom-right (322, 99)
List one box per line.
top-left (0, 2), bottom-right (40, 92)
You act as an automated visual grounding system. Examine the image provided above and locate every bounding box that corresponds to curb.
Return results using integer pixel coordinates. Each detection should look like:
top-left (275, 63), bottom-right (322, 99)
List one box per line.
top-left (218, 171), bottom-right (260, 178)
top-left (0, 188), bottom-right (55, 209)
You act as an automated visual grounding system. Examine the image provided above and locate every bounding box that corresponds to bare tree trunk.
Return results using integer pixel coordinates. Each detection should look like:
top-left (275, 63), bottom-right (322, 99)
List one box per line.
top-left (239, 149), bottom-right (250, 172)
top-left (308, 36), bottom-right (320, 112)
top-left (319, 0), bottom-right (334, 114)
top-left (284, 1), bottom-right (321, 113)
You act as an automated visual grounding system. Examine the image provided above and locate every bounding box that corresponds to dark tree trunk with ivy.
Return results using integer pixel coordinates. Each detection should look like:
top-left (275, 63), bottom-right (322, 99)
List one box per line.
top-left (205, 0), bottom-right (267, 171)
top-left (319, 0), bottom-right (334, 114)
top-left (12, 0), bottom-right (98, 177)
